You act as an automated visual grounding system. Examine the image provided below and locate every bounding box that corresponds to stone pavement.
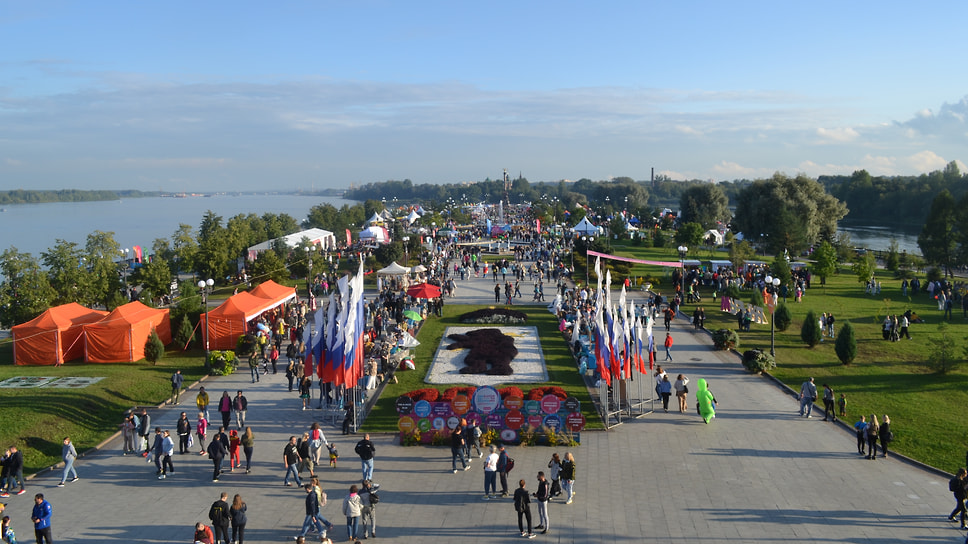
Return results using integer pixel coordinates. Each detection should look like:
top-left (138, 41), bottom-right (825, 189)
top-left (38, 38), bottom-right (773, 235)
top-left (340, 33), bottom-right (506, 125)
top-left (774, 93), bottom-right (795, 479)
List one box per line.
top-left (2, 272), bottom-right (964, 543)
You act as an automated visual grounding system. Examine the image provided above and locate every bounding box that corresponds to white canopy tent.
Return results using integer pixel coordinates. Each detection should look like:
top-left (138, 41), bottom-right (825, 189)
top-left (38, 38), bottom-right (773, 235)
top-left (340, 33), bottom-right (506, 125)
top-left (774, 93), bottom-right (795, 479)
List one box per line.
top-left (246, 228), bottom-right (336, 260)
top-left (359, 225), bottom-right (390, 244)
top-left (704, 229), bottom-right (725, 246)
top-left (377, 262), bottom-right (411, 275)
top-left (572, 216), bottom-right (600, 236)
top-left (365, 212), bottom-right (383, 225)
top-left (405, 210), bottom-right (421, 223)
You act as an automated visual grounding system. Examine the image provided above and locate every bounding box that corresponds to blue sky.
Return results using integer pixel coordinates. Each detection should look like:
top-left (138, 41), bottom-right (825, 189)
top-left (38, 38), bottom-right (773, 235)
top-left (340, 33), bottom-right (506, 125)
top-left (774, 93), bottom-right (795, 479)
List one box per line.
top-left (2, 1), bottom-right (967, 191)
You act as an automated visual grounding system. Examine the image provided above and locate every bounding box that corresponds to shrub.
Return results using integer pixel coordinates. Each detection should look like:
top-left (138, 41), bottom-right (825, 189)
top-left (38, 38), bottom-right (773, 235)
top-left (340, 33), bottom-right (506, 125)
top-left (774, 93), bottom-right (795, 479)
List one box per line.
top-left (519, 425), bottom-right (538, 447)
top-left (404, 388), bottom-right (440, 402)
top-left (724, 284), bottom-right (741, 299)
top-left (741, 349), bottom-right (776, 373)
top-left (801, 310), bottom-right (822, 347)
top-left (144, 329), bottom-right (165, 365)
top-left (750, 288), bottom-right (764, 308)
top-left (480, 427), bottom-right (498, 446)
top-left (401, 428), bottom-right (421, 446)
top-left (499, 386), bottom-right (524, 400)
top-left (526, 386), bottom-right (568, 401)
top-left (430, 430), bottom-right (448, 447)
top-left (773, 303), bottom-right (793, 331)
top-left (835, 321), bottom-right (857, 365)
top-left (712, 329), bottom-right (739, 350)
top-left (441, 386), bottom-right (477, 403)
top-left (173, 315), bottom-right (195, 351)
top-left (208, 350), bottom-right (237, 376)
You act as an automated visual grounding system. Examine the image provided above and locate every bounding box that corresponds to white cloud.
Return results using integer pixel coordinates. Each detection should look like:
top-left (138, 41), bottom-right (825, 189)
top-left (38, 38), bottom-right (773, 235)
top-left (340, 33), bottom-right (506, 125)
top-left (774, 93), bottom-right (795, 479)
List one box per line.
top-left (815, 126), bottom-right (859, 143)
top-left (710, 161), bottom-right (763, 178)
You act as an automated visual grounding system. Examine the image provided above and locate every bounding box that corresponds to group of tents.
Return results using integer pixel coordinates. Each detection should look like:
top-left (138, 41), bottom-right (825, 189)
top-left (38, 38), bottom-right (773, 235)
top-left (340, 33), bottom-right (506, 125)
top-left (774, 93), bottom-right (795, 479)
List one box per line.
top-left (12, 280), bottom-right (297, 366)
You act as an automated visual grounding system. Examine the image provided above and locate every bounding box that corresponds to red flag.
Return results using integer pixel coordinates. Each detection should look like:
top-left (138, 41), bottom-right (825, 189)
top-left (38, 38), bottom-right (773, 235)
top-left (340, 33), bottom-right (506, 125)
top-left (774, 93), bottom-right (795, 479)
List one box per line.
top-left (345, 229), bottom-right (352, 245)
top-left (536, 218), bottom-right (541, 234)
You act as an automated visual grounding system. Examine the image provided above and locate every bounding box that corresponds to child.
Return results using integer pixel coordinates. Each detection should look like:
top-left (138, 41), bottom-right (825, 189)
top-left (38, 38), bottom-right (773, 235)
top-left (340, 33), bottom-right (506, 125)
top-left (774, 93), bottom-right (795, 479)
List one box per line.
top-left (327, 443), bottom-right (339, 468)
top-left (229, 429), bottom-right (241, 471)
top-left (838, 393), bottom-right (847, 418)
top-left (1, 514), bottom-right (16, 544)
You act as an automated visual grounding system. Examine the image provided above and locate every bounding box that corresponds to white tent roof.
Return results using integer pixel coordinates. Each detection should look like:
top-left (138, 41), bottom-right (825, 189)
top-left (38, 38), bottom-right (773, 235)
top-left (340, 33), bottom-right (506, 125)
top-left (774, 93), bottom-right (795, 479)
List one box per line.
top-left (405, 210), bottom-right (421, 223)
top-left (359, 225), bottom-right (389, 243)
top-left (247, 228), bottom-right (337, 260)
top-left (381, 209), bottom-right (394, 220)
top-left (416, 206), bottom-right (428, 215)
top-left (365, 212), bottom-right (383, 225)
top-left (572, 216), bottom-right (599, 236)
top-left (377, 262), bottom-right (411, 275)
top-left (704, 229), bottom-right (725, 245)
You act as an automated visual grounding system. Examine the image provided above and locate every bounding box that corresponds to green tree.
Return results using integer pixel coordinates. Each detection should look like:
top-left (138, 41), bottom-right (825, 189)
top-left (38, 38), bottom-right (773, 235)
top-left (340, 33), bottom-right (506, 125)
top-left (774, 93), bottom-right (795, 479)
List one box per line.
top-left (374, 242), bottom-right (404, 267)
top-left (85, 230), bottom-right (123, 309)
top-left (918, 189), bottom-right (958, 277)
top-left (169, 223), bottom-right (198, 275)
top-left (0, 248), bottom-right (57, 327)
top-left (851, 252), bottom-right (877, 285)
top-left (173, 315), bottom-right (195, 351)
top-left (196, 211), bottom-right (229, 281)
top-left (773, 302), bottom-right (792, 331)
top-left (729, 240), bottom-right (755, 270)
top-left (770, 254), bottom-right (792, 287)
top-left (674, 222), bottom-right (705, 249)
top-left (801, 309), bottom-right (822, 347)
top-left (811, 241), bottom-right (838, 288)
top-left (885, 238), bottom-right (900, 272)
top-left (750, 288), bottom-right (764, 308)
top-left (130, 258), bottom-right (172, 302)
top-left (925, 322), bottom-right (960, 374)
top-left (679, 184), bottom-right (731, 230)
top-left (249, 249), bottom-right (288, 284)
top-left (144, 329), bottom-right (165, 365)
top-left (835, 321), bottom-right (857, 365)
top-left (42, 239), bottom-right (91, 305)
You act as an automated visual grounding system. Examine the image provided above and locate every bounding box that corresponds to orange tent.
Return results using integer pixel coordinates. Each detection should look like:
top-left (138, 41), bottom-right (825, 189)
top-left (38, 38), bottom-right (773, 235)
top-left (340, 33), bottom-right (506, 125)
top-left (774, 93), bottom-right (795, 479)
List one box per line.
top-left (83, 301), bottom-right (171, 363)
top-left (202, 282), bottom-right (296, 350)
top-left (12, 303), bottom-right (108, 365)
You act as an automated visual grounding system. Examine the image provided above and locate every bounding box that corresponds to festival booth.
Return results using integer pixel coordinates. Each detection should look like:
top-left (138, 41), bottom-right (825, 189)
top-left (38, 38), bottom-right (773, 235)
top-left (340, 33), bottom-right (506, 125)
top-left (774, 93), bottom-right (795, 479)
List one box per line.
top-left (202, 281), bottom-right (297, 350)
top-left (83, 301), bottom-right (171, 363)
top-left (12, 303), bottom-right (108, 365)
top-left (571, 216), bottom-right (600, 237)
top-left (377, 262), bottom-right (411, 276)
top-left (246, 228), bottom-right (337, 261)
top-left (359, 226), bottom-right (390, 244)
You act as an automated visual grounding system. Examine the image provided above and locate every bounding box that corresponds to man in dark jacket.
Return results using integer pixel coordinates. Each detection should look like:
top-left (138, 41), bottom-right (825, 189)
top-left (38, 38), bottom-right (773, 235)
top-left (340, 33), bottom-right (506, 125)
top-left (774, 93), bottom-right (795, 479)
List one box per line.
top-left (207, 435), bottom-right (227, 482)
top-left (170, 369), bottom-right (183, 405)
top-left (355, 434), bottom-right (376, 482)
top-left (513, 479), bottom-right (535, 538)
top-left (450, 425), bottom-right (468, 473)
top-left (138, 409), bottom-right (152, 456)
top-left (1, 446), bottom-right (25, 496)
top-left (534, 471), bottom-right (550, 534)
top-left (176, 412), bottom-right (192, 454)
top-left (949, 468), bottom-right (968, 528)
top-left (208, 491), bottom-right (230, 544)
top-left (497, 445), bottom-right (511, 497)
top-left (297, 483), bottom-right (326, 539)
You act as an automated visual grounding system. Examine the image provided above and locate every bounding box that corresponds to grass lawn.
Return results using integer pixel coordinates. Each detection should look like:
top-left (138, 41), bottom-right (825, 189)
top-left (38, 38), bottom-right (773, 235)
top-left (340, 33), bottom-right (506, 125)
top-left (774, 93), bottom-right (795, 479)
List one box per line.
top-left (363, 304), bottom-right (601, 434)
top-left (0, 341), bottom-right (207, 474)
top-left (600, 240), bottom-right (968, 473)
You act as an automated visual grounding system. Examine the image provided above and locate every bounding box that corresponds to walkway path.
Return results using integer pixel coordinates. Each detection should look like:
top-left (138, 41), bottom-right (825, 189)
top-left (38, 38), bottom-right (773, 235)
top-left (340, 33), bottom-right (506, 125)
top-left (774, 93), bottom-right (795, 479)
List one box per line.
top-left (0, 266), bottom-right (962, 543)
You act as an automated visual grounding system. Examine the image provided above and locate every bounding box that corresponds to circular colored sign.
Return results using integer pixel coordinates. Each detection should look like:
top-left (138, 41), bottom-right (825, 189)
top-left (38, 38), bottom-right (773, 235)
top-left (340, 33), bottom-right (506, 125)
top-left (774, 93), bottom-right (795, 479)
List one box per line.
top-left (504, 395), bottom-right (524, 411)
top-left (431, 402), bottom-right (454, 418)
top-left (397, 416), bottom-right (415, 433)
top-left (432, 417), bottom-right (446, 430)
top-left (563, 396), bottom-right (581, 412)
top-left (500, 428), bottom-right (518, 443)
top-left (543, 414), bottom-right (562, 431)
top-left (396, 396), bottom-right (414, 415)
top-left (452, 394), bottom-right (471, 415)
top-left (541, 394), bottom-right (562, 415)
top-left (447, 416), bottom-right (461, 430)
top-left (486, 413), bottom-right (504, 430)
top-left (413, 400), bottom-right (432, 418)
top-left (504, 409), bottom-right (525, 430)
top-left (527, 415), bottom-right (544, 429)
top-left (464, 412), bottom-right (481, 426)
top-left (524, 400), bottom-right (542, 416)
top-left (417, 418), bottom-right (432, 432)
top-left (564, 412), bottom-right (586, 432)
top-left (473, 386), bottom-right (501, 414)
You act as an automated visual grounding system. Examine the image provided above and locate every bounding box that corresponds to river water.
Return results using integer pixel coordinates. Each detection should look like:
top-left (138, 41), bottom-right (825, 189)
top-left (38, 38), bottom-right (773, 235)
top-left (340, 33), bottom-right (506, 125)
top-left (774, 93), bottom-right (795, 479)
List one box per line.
top-left (0, 193), bottom-right (354, 258)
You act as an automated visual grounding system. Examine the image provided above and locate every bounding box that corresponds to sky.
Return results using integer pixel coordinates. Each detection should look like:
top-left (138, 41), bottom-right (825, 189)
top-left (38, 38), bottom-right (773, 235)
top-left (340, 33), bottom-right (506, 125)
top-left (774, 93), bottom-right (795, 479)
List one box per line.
top-left (2, 1), bottom-right (967, 192)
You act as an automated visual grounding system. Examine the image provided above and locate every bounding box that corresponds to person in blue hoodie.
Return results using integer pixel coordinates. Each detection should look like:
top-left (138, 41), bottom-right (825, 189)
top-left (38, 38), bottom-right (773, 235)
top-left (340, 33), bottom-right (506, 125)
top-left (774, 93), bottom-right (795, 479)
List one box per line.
top-left (30, 493), bottom-right (52, 544)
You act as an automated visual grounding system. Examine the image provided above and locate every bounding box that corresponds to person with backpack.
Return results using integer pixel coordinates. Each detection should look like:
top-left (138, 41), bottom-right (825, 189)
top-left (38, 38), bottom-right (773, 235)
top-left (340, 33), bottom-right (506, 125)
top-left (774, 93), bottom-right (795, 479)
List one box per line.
top-left (358, 479), bottom-right (380, 540)
top-left (207, 434), bottom-right (227, 482)
top-left (497, 445), bottom-right (514, 497)
top-left (208, 492), bottom-right (230, 544)
top-left (949, 468), bottom-right (968, 529)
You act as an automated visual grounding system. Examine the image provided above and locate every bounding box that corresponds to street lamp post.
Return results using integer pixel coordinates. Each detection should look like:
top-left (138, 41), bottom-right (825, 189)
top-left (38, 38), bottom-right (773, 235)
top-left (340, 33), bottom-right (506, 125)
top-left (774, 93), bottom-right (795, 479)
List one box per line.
top-left (305, 246), bottom-right (314, 298)
top-left (583, 235), bottom-right (595, 286)
top-left (198, 278), bottom-right (215, 364)
top-left (765, 275), bottom-right (781, 357)
top-left (402, 236), bottom-right (410, 267)
top-left (677, 245), bottom-right (688, 304)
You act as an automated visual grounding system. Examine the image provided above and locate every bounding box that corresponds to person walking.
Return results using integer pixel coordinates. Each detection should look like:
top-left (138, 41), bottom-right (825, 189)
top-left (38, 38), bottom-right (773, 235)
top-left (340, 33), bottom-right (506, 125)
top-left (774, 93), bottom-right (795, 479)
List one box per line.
top-left (299, 376), bottom-right (312, 411)
top-left (308, 423), bottom-right (327, 465)
top-left (30, 493), bottom-right (52, 544)
top-left (949, 468), bottom-right (968, 528)
top-left (798, 377), bottom-right (817, 418)
top-left (206, 434), bottom-right (227, 482)
top-left (228, 430), bottom-right (241, 472)
top-left (296, 484), bottom-right (328, 541)
top-left (560, 452), bottom-right (576, 505)
top-left (229, 494), bottom-right (247, 544)
top-left (248, 353), bottom-right (260, 384)
top-left (663, 333), bottom-right (674, 361)
top-left (659, 375), bottom-right (673, 412)
top-left (821, 384), bottom-right (837, 422)
top-left (483, 445), bottom-right (499, 500)
top-left (138, 409), bottom-right (152, 457)
top-left (674, 374), bottom-right (690, 413)
top-left (217, 391), bottom-right (232, 431)
top-left (534, 471), bottom-right (550, 534)
top-left (176, 412), bottom-right (192, 454)
top-left (241, 427), bottom-right (255, 474)
top-left (879, 415), bottom-right (893, 458)
top-left (197, 412), bottom-right (209, 455)
top-left (359, 479), bottom-right (380, 539)
top-left (854, 415), bottom-right (868, 456)
top-left (170, 369), bottom-right (183, 405)
top-left (284, 436), bottom-right (303, 488)
top-left (497, 445), bottom-right (511, 498)
top-left (196, 386), bottom-right (210, 422)
top-left (233, 391), bottom-right (248, 429)
top-left (208, 492), bottom-right (230, 544)
top-left (547, 453), bottom-right (562, 499)
top-left (513, 479), bottom-right (536, 538)
top-left (450, 424), bottom-right (468, 473)
top-left (159, 430), bottom-right (175, 479)
top-left (342, 484), bottom-right (364, 542)
top-left (57, 437), bottom-right (78, 487)
top-left (355, 434), bottom-right (375, 482)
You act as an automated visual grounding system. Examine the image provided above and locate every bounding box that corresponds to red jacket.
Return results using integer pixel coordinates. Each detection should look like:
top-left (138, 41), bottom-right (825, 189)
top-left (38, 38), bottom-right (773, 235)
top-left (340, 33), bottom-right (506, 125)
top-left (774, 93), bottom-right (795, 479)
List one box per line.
top-left (664, 335), bottom-right (673, 348)
top-left (194, 525), bottom-right (214, 544)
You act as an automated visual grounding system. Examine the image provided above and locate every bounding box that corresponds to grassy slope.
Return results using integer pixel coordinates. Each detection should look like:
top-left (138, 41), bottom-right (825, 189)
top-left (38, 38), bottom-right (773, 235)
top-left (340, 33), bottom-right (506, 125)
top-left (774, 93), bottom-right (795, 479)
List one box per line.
top-left (611, 241), bottom-right (968, 473)
top-left (363, 304), bottom-right (600, 433)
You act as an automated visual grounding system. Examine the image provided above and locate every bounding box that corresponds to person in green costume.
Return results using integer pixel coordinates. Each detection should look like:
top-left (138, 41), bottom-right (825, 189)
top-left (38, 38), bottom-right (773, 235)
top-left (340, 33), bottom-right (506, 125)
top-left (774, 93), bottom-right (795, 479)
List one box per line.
top-left (696, 378), bottom-right (718, 424)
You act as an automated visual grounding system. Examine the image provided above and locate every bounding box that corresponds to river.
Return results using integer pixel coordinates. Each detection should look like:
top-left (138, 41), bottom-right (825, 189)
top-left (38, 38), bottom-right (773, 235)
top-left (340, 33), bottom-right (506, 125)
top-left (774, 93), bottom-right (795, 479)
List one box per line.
top-left (0, 193), bottom-right (355, 258)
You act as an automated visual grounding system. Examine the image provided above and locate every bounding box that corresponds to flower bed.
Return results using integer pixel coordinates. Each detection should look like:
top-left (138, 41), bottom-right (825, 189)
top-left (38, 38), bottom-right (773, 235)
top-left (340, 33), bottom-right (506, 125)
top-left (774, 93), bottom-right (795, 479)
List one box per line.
top-left (526, 386), bottom-right (568, 401)
top-left (441, 386), bottom-right (478, 402)
top-left (499, 386), bottom-right (524, 399)
top-left (459, 308), bottom-right (528, 324)
top-left (403, 388), bottom-right (440, 402)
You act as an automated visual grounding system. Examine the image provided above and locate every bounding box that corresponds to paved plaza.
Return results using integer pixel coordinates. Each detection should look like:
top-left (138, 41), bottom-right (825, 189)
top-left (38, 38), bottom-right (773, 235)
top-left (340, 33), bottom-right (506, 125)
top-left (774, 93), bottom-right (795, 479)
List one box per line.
top-left (1, 268), bottom-right (964, 543)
